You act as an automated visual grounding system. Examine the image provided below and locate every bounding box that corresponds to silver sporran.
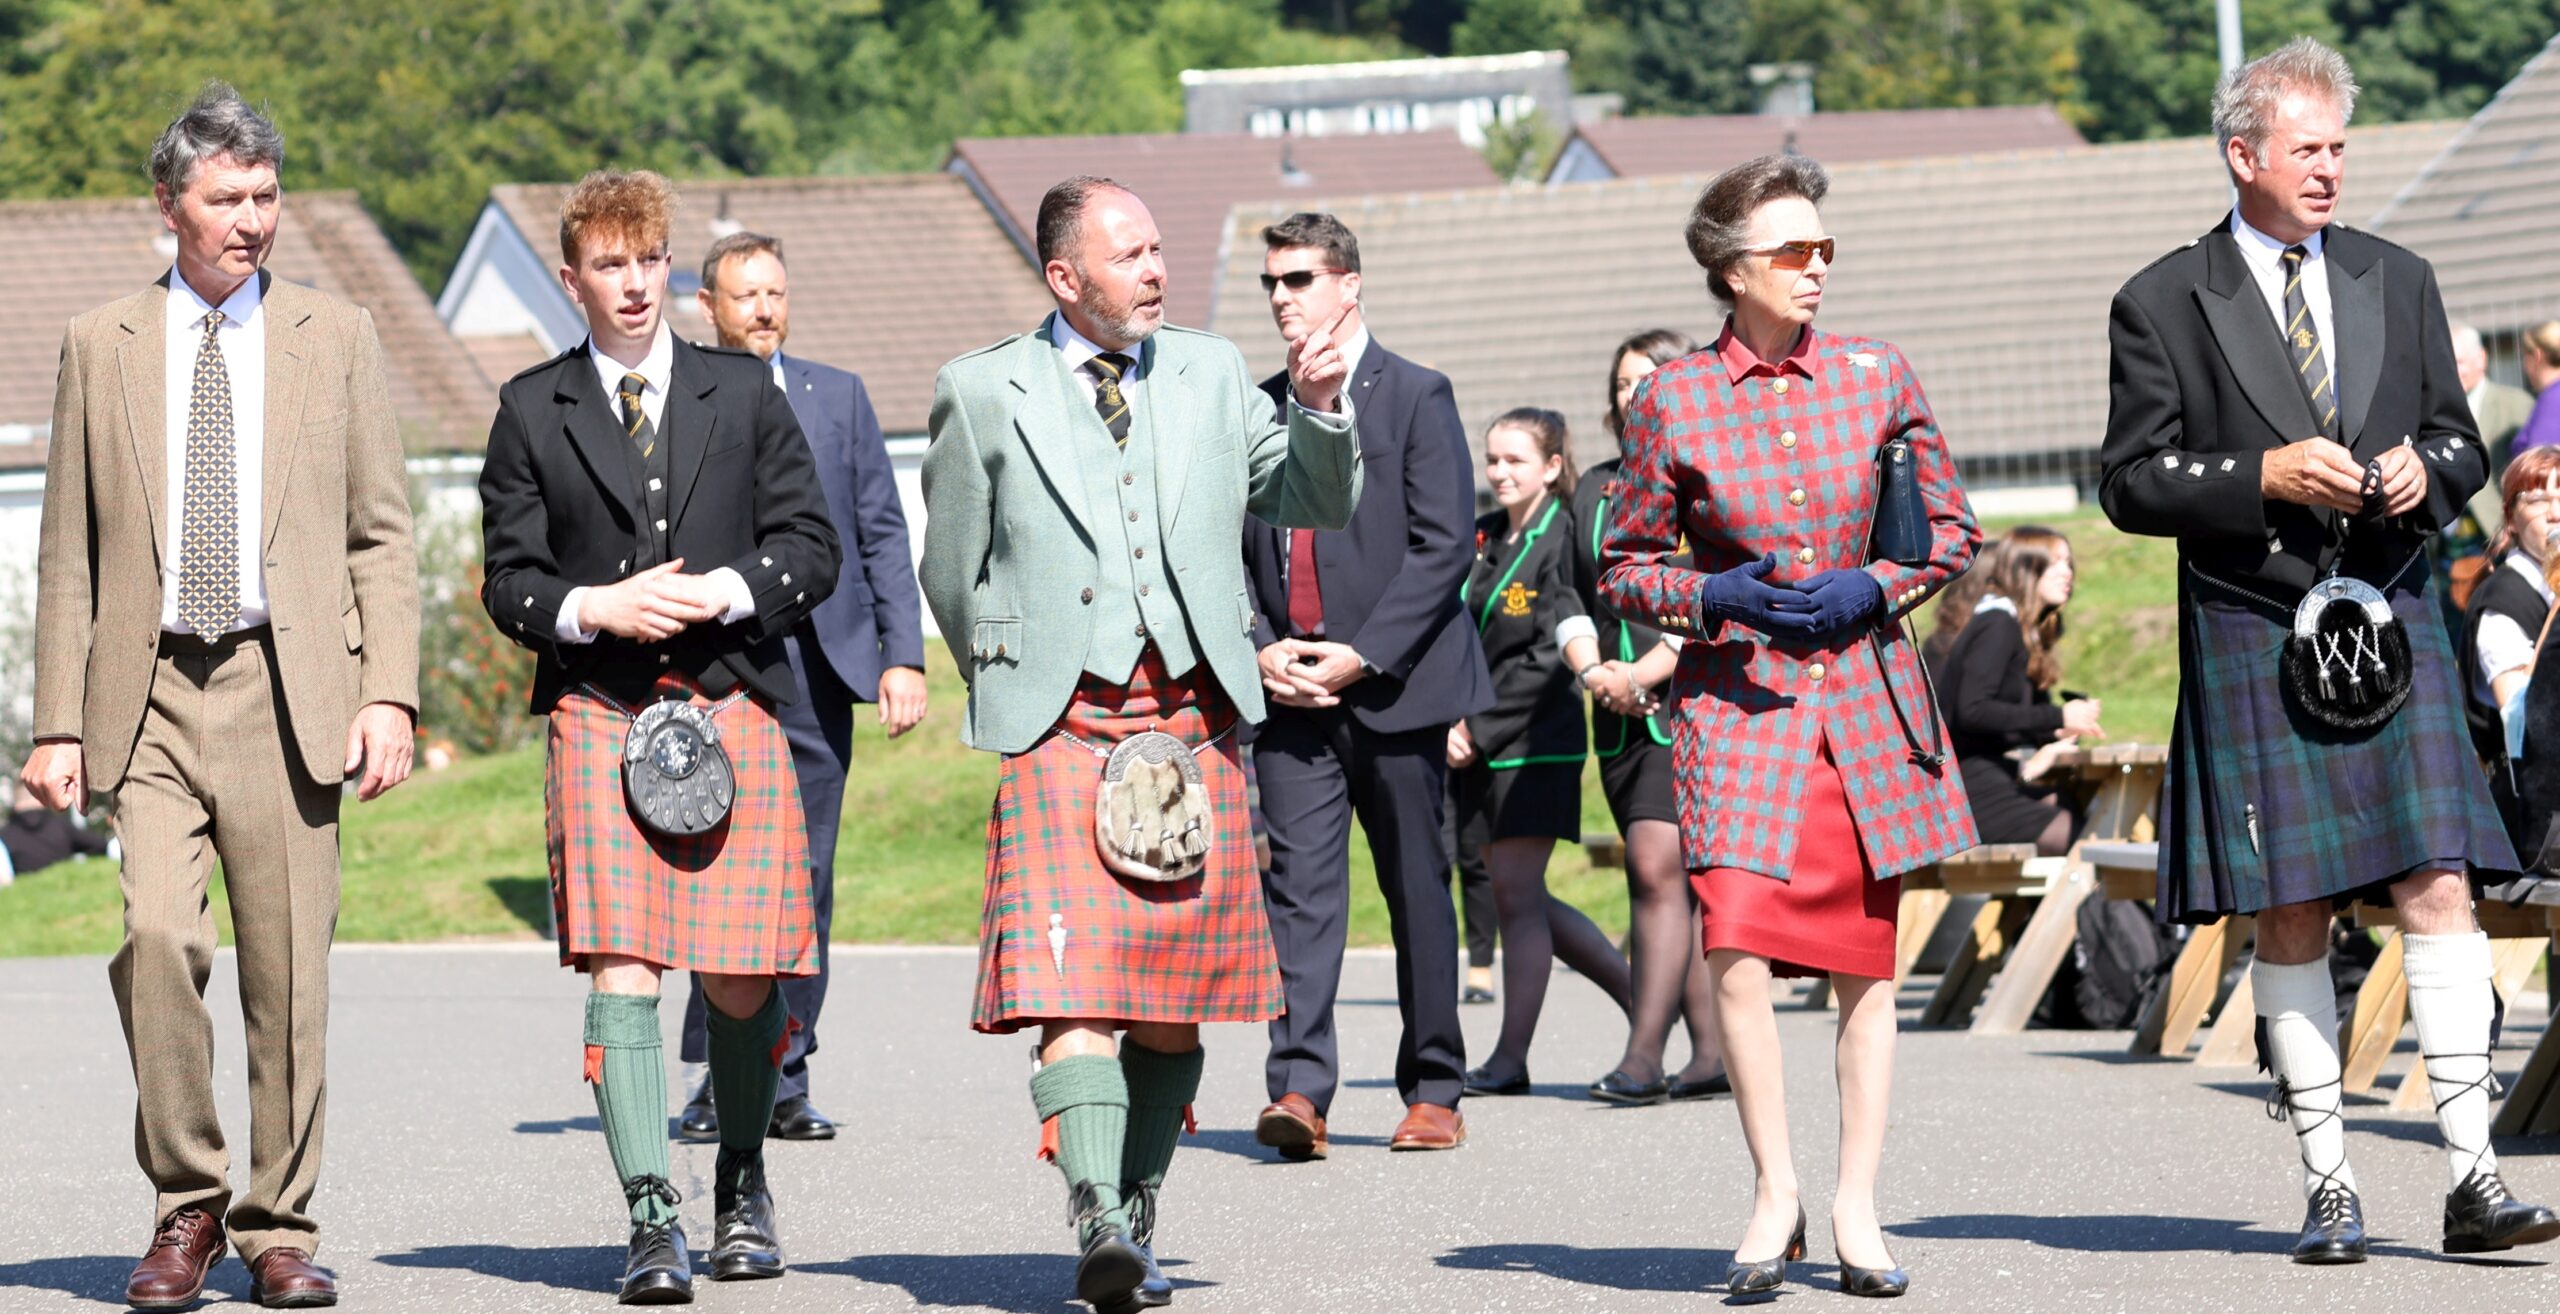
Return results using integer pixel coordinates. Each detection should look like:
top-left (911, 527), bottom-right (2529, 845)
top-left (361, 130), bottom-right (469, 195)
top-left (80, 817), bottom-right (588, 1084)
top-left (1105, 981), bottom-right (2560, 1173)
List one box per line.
top-left (621, 697), bottom-right (738, 836)
top-left (1095, 729), bottom-right (1213, 882)
top-left (2281, 575), bottom-right (2413, 731)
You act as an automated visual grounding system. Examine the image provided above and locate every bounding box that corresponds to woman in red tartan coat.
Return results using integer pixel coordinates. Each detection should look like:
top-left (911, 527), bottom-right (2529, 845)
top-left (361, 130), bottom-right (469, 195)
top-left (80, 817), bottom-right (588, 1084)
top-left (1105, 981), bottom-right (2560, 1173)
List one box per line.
top-left (1598, 155), bottom-right (1980, 1299)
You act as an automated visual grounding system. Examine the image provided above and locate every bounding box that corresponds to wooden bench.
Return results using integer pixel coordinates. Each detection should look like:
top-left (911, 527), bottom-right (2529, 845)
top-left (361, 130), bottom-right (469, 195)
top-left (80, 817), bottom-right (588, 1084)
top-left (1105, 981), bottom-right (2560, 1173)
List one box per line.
top-left (2337, 879), bottom-right (2560, 1130)
top-left (1894, 844), bottom-right (2047, 1026)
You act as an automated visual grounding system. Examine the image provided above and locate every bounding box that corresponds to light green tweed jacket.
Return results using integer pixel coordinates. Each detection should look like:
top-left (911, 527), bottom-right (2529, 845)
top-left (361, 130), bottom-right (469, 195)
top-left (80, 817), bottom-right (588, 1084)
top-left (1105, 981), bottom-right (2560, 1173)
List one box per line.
top-left (922, 316), bottom-right (1362, 753)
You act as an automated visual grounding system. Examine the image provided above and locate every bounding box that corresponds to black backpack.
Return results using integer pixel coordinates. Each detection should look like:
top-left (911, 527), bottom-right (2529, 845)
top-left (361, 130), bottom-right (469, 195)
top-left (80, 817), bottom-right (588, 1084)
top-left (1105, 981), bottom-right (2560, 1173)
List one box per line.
top-left (2037, 896), bottom-right (2181, 1029)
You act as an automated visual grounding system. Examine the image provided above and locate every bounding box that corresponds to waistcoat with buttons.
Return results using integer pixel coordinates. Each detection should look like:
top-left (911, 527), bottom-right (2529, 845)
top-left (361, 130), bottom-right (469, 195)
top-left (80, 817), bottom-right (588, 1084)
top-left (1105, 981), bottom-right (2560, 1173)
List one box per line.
top-left (583, 384), bottom-right (738, 701)
top-left (1050, 334), bottom-right (1200, 684)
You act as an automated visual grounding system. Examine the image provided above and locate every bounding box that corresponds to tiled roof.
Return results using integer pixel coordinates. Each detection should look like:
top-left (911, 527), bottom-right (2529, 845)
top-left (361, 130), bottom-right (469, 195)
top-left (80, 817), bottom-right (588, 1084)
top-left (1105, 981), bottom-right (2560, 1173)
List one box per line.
top-left (2370, 34), bottom-right (2560, 335)
top-left (1210, 121), bottom-right (2462, 471)
top-left (489, 172), bottom-right (1053, 436)
top-left (948, 131), bottom-right (1502, 327)
top-left (1552, 105), bottom-right (2087, 181)
top-left (3, 189), bottom-right (495, 470)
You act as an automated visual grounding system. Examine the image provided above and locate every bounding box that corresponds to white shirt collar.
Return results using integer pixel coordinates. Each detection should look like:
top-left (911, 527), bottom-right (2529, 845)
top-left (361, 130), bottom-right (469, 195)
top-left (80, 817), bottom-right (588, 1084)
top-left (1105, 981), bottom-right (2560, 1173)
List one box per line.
top-left (2231, 211), bottom-right (2325, 266)
top-left (1973, 594), bottom-right (2019, 618)
top-left (768, 349), bottom-right (789, 391)
top-left (588, 320), bottom-right (674, 398)
top-left (168, 265), bottom-right (261, 332)
top-left (1050, 312), bottom-right (1146, 378)
top-left (2505, 549), bottom-right (2557, 606)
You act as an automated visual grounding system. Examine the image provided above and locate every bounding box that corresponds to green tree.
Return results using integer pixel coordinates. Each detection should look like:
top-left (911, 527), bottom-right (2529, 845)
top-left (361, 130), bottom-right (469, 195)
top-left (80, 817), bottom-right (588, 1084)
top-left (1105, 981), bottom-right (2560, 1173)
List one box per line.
top-left (1450, 0), bottom-right (1584, 56)
top-left (1620, 0), bottom-right (1751, 113)
top-left (2332, 0), bottom-right (2560, 123)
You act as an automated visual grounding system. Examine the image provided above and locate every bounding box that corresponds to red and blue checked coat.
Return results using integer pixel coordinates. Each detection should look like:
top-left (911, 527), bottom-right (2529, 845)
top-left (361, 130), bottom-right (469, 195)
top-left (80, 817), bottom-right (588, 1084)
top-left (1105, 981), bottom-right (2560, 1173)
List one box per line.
top-left (1598, 324), bottom-right (1982, 879)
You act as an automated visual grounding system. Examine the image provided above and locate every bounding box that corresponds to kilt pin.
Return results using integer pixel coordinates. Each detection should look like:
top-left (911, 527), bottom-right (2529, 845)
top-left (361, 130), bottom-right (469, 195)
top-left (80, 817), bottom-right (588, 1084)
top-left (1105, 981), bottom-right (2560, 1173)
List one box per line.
top-left (547, 674), bottom-right (820, 976)
top-left (971, 653), bottom-right (1281, 1032)
top-left (1596, 327), bottom-right (1980, 973)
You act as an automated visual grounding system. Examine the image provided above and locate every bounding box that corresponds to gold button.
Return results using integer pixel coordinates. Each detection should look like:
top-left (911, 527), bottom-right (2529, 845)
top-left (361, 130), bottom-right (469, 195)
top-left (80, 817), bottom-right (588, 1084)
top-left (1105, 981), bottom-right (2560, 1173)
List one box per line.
top-left (1773, 379), bottom-right (1790, 395)
top-left (1808, 662), bottom-right (1826, 681)
top-left (1788, 489), bottom-right (1806, 507)
top-left (1797, 547), bottom-right (1815, 564)
top-left (1779, 431), bottom-right (1797, 449)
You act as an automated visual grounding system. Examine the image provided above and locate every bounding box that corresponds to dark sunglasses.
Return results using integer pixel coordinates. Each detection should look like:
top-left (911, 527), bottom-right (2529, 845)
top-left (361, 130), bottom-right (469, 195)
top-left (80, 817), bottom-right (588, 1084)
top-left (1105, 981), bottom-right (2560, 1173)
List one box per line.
top-left (1260, 267), bottom-right (1350, 293)
top-left (1749, 238), bottom-right (1836, 269)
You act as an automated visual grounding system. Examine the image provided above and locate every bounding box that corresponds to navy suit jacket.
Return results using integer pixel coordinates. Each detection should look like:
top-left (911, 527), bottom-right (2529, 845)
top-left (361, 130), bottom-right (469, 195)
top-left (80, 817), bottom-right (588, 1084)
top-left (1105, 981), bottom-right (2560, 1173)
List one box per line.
top-left (1246, 339), bottom-right (1492, 734)
top-left (777, 353), bottom-right (926, 701)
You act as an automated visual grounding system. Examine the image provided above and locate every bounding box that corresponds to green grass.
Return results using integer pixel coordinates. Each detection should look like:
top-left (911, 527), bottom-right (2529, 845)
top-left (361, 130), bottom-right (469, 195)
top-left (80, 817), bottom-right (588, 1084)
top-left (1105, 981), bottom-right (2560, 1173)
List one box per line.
top-left (0, 507), bottom-right (2178, 957)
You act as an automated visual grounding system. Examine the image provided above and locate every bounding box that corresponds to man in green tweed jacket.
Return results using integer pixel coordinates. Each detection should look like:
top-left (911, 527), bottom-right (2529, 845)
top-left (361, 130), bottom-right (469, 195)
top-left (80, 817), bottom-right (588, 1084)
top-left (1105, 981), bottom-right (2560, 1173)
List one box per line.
top-left (921, 175), bottom-right (1360, 1314)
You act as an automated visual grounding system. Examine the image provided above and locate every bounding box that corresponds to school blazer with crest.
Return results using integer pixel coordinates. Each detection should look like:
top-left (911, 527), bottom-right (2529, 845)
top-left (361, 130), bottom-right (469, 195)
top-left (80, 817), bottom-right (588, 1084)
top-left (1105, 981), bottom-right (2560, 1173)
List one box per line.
top-left (921, 318), bottom-right (1362, 754)
top-left (33, 272), bottom-right (420, 792)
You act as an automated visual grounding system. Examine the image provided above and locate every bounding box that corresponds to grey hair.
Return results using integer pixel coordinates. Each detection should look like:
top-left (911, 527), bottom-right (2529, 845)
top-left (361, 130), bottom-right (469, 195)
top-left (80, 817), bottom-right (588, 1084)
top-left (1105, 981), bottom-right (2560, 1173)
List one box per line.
top-left (148, 81), bottom-right (284, 195)
top-left (2451, 323), bottom-right (2486, 359)
top-left (2212, 37), bottom-right (2358, 167)
top-left (1685, 153), bottom-right (1830, 305)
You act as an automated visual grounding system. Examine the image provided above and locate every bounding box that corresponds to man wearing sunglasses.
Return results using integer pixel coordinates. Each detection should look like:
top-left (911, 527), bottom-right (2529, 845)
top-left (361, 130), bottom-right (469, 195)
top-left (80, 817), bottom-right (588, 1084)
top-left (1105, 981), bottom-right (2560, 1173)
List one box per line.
top-left (1244, 212), bottom-right (1491, 1160)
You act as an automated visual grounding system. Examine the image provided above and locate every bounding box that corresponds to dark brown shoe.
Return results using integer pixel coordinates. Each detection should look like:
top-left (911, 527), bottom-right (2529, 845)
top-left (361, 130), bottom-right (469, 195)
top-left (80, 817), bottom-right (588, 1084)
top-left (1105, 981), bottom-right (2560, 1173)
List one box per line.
top-left (1389, 1102), bottom-right (1466, 1151)
top-left (246, 1247), bottom-right (337, 1308)
top-left (124, 1206), bottom-right (227, 1311)
top-left (1254, 1093), bottom-right (1328, 1161)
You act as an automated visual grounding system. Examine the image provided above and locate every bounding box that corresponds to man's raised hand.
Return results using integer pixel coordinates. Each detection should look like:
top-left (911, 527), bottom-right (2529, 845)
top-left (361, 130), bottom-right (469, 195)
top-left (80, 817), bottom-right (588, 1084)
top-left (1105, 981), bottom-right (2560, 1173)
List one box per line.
top-left (1286, 299), bottom-right (1355, 414)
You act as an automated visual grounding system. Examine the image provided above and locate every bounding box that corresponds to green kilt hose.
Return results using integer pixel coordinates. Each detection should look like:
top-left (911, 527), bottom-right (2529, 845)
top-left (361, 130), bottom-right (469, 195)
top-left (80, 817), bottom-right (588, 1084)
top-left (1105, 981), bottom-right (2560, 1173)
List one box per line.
top-left (2159, 561), bottom-right (2520, 924)
top-left (547, 674), bottom-right (821, 976)
top-left (971, 650), bottom-right (1282, 1033)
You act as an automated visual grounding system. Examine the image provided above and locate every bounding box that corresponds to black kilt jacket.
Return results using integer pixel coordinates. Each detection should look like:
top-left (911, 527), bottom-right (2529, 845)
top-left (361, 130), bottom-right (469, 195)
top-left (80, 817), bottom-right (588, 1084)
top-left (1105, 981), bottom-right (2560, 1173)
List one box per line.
top-left (2100, 217), bottom-right (2515, 919)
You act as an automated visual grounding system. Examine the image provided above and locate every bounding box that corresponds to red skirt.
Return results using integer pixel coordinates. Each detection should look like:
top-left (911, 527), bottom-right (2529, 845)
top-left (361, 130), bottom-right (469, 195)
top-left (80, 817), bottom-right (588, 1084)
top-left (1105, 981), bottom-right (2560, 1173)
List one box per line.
top-left (971, 651), bottom-right (1282, 1034)
top-left (546, 676), bottom-right (819, 977)
top-left (1693, 735), bottom-right (1900, 980)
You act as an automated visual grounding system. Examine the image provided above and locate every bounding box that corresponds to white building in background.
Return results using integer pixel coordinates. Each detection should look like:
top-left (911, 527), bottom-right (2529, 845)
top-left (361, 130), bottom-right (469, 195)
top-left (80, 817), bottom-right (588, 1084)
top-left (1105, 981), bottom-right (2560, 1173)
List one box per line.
top-left (1181, 51), bottom-right (1610, 148)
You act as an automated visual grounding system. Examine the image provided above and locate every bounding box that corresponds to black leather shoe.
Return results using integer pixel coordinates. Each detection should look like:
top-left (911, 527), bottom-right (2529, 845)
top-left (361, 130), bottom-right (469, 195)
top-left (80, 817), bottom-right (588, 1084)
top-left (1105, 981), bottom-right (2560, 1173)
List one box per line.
top-left (617, 1178), bottom-right (693, 1306)
top-left (2291, 1183), bottom-right (2368, 1265)
top-left (1069, 1185), bottom-right (1147, 1314)
top-left (1461, 1065), bottom-right (1530, 1097)
top-left (1669, 1072), bottom-right (1733, 1102)
top-left (1724, 1208), bottom-right (1807, 1295)
top-left (1588, 1070), bottom-right (1670, 1105)
top-left (709, 1149), bottom-right (784, 1281)
top-left (2444, 1170), bottom-right (2560, 1254)
top-left (1123, 1183), bottom-right (1172, 1308)
top-left (676, 1076), bottom-right (718, 1143)
top-left (767, 1095), bottom-right (837, 1142)
top-left (1835, 1227), bottom-right (1908, 1298)
top-left (1461, 984), bottom-right (1496, 1004)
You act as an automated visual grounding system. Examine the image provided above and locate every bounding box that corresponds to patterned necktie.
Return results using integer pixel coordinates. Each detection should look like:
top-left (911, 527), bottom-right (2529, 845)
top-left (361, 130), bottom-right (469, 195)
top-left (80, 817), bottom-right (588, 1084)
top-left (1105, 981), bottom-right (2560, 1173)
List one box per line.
top-left (176, 309), bottom-right (239, 636)
top-left (2281, 246), bottom-right (2340, 439)
top-left (1083, 353), bottom-right (1134, 447)
top-left (619, 370), bottom-right (655, 457)
top-left (1288, 529), bottom-right (1323, 637)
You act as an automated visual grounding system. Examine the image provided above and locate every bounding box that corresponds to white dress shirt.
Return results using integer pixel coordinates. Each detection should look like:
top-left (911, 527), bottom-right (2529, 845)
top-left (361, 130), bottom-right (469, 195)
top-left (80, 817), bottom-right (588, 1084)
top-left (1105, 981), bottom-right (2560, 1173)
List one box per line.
top-left (2474, 549), bottom-right (2554, 697)
top-left (2230, 213), bottom-right (2338, 417)
top-left (555, 323), bottom-right (755, 643)
top-left (1053, 315), bottom-right (1148, 413)
top-left (161, 267), bottom-right (268, 634)
top-left (769, 349), bottom-right (790, 395)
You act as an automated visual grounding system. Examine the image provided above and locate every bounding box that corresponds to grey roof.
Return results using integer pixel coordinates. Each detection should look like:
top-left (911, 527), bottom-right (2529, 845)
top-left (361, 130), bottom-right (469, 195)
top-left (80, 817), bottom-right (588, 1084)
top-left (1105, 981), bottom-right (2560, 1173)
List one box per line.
top-left (1209, 122), bottom-right (2462, 472)
top-left (1549, 105), bottom-right (2086, 182)
top-left (2370, 33), bottom-right (2560, 336)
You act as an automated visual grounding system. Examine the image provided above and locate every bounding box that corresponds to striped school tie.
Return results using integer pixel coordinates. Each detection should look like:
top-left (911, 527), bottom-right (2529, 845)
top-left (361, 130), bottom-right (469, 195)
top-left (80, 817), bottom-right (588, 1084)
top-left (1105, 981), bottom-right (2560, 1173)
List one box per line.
top-left (1082, 353), bottom-right (1134, 447)
top-left (2281, 246), bottom-right (2340, 440)
top-left (619, 371), bottom-right (655, 458)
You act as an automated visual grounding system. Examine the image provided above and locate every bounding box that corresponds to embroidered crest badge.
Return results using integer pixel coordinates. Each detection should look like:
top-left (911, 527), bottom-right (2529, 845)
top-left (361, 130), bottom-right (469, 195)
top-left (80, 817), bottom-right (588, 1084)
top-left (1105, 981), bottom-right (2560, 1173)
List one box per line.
top-left (2293, 328), bottom-right (2315, 350)
top-left (1500, 582), bottom-right (1534, 617)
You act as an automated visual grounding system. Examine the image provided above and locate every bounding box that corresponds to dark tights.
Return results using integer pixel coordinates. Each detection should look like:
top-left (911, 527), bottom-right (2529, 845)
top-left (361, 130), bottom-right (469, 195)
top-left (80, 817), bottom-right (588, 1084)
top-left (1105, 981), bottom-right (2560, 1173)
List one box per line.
top-left (1610, 819), bottom-right (1722, 1085)
top-left (2032, 808), bottom-right (2074, 857)
top-left (1477, 837), bottom-right (1633, 1082)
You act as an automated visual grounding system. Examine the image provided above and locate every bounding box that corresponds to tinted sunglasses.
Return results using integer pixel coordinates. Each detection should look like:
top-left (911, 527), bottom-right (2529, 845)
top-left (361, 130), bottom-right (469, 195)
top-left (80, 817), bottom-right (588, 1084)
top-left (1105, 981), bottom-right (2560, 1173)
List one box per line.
top-left (1261, 267), bottom-right (1350, 293)
top-left (1750, 238), bottom-right (1836, 269)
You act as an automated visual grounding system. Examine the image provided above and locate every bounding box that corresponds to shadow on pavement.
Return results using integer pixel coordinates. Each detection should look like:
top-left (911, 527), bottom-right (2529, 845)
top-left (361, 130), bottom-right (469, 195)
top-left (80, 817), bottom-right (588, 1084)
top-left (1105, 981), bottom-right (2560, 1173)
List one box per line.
top-left (511, 1116), bottom-right (601, 1135)
top-left (1182, 1127), bottom-right (1389, 1162)
top-left (800, 1251), bottom-right (1219, 1311)
top-left (1435, 1243), bottom-right (1724, 1293)
top-left (0, 1254), bottom-right (246, 1304)
top-left (1890, 1212), bottom-right (2456, 1263)
top-left (375, 1243), bottom-right (614, 1292)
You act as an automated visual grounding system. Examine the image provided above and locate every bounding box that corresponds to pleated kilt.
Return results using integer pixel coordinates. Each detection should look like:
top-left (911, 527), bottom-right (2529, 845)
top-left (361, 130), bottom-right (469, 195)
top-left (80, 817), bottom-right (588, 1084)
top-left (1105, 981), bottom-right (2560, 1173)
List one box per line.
top-left (2158, 563), bottom-right (2519, 924)
top-left (971, 650), bottom-right (1282, 1034)
top-left (546, 675), bottom-right (819, 976)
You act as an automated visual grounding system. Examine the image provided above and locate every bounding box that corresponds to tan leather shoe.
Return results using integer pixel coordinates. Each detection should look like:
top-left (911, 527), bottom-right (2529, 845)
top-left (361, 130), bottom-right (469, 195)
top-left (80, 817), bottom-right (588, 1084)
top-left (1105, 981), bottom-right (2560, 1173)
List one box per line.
top-left (125, 1206), bottom-right (227, 1311)
top-left (1254, 1093), bottom-right (1328, 1161)
top-left (246, 1246), bottom-right (338, 1308)
top-left (1389, 1102), bottom-right (1466, 1151)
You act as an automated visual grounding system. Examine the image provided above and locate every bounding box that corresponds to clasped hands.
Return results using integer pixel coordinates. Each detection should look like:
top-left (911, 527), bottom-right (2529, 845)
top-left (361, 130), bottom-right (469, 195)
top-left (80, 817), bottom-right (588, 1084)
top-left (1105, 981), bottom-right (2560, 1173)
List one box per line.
top-left (1260, 637), bottom-right (1366, 708)
top-left (578, 558), bottom-right (731, 641)
top-left (1700, 553), bottom-right (1883, 642)
top-left (2261, 437), bottom-right (2425, 517)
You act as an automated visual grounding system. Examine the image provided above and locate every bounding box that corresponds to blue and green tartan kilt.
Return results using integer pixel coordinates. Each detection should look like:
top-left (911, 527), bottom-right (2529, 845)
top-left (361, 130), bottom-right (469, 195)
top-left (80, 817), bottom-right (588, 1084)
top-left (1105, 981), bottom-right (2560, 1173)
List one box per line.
top-left (2158, 563), bottom-right (2519, 924)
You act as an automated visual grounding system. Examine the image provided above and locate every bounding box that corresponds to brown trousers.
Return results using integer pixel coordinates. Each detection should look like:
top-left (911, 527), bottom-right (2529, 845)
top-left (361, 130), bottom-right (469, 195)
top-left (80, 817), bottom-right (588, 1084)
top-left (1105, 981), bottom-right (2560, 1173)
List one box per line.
top-left (106, 628), bottom-right (339, 1260)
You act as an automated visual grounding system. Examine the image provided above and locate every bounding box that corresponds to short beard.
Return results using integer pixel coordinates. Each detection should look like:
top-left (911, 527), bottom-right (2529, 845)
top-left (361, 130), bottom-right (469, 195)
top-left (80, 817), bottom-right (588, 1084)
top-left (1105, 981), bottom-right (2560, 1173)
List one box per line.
top-left (1074, 273), bottom-right (1153, 347)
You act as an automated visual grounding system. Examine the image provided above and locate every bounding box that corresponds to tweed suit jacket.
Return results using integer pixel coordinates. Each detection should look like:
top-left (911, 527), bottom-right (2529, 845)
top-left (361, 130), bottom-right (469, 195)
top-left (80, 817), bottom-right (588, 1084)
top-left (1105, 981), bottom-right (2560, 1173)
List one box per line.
top-left (34, 272), bottom-right (420, 791)
top-left (921, 316), bottom-right (1361, 754)
top-left (1598, 327), bottom-right (1981, 879)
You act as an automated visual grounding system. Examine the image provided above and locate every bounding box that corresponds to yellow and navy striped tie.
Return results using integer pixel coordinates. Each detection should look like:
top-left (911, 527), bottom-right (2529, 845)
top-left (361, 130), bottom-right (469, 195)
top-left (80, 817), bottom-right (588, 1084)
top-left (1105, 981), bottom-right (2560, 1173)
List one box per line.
top-left (175, 309), bottom-right (239, 636)
top-left (1082, 352), bottom-right (1134, 448)
top-left (619, 370), bottom-right (655, 458)
top-left (2281, 245), bottom-right (2340, 439)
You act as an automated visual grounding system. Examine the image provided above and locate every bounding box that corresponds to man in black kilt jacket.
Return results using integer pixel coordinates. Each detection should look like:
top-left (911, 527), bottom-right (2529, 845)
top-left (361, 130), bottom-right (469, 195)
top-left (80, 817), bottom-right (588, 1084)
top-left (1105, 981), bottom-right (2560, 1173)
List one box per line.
top-left (2101, 38), bottom-right (2557, 1265)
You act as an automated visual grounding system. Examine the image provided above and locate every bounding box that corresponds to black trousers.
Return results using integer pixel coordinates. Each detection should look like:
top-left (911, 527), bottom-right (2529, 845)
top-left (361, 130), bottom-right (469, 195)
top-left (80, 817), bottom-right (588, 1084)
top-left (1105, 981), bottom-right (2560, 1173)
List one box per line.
top-left (1258, 705), bottom-right (1464, 1112)
top-left (683, 632), bottom-right (850, 1102)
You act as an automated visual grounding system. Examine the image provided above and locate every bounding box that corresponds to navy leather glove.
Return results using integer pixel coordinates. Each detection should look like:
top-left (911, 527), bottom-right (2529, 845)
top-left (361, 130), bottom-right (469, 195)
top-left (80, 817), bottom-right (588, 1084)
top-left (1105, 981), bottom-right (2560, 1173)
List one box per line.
top-left (1699, 553), bottom-right (1823, 639)
top-left (1797, 567), bottom-right (1885, 641)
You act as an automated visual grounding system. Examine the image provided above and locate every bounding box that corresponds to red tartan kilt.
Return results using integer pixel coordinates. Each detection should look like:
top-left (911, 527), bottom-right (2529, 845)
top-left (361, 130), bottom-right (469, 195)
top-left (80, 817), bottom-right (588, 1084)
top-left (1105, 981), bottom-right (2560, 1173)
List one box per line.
top-left (971, 651), bottom-right (1282, 1034)
top-left (546, 676), bottom-right (818, 977)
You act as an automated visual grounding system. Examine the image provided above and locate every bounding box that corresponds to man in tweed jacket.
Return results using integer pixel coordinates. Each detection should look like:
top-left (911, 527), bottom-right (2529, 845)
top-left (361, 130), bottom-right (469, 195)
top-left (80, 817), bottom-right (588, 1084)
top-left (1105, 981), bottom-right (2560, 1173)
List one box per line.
top-left (2101, 40), bottom-right (2553, 1265)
